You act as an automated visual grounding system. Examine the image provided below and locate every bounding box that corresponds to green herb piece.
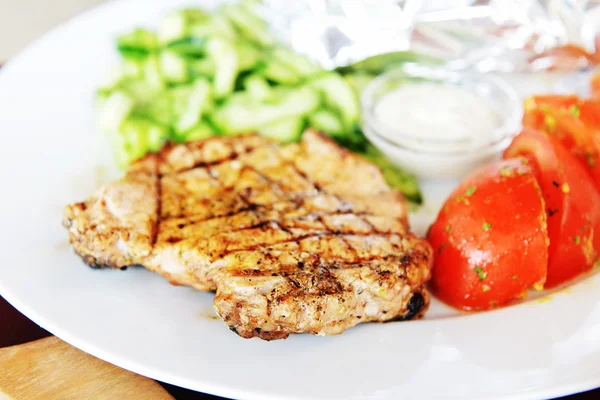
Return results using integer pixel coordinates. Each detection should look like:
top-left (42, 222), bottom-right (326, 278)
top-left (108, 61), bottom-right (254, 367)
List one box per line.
top-left (482, 222), bottom-right (492, 231)
top-left (500, 165), bottom-right (513, 177)
top-left (570, 105), bottom-right (580, 117)
top-left (574, 236), bottom-right (581, 245)
top-left (474, 267), bottom-right (486, 281)
top-left (445, 225), bottom-right (451, 233)
top-left (465, 186), bottom-right (477, 197)
top-left (482, 285), bottom-right (491, 292)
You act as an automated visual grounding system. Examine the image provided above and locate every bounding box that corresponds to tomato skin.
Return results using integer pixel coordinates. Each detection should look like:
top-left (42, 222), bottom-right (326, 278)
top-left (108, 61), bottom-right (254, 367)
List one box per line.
top-left (504, 129), bottom-right (600, 287)
top-left (523, 96), bottom-right (600, 190)
top-left (428, 159), bottom-right (548, 311)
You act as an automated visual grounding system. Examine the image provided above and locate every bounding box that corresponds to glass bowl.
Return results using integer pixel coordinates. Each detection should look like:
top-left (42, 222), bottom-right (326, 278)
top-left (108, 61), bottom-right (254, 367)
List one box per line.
top-left (360, 65), bottom-right (523, 180)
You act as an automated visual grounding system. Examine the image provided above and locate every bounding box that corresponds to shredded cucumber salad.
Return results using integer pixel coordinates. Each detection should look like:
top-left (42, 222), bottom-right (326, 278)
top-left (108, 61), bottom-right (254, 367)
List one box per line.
top-left (96, 0), bottom-right (429, 203)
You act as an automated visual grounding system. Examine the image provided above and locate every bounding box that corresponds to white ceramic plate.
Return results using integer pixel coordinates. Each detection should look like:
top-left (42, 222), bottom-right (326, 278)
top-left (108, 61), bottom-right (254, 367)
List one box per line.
top-left (0, 1), bottom-right (599, 399)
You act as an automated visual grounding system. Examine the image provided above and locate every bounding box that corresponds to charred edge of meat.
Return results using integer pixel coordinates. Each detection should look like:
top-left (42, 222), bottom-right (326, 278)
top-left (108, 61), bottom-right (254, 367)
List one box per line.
top-left (78, 252), bottom-right (136, 271)
top-left (388, 291), bottom-right (427, 322)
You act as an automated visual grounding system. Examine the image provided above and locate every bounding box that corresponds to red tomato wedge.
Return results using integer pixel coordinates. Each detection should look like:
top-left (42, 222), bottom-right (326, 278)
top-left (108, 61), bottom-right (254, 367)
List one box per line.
top-left (504, 129), bottom-right (600, 288)
top-left (428, 159), bottom-right (548, 311)
top-left (523, 95), bottom-right (600, 190)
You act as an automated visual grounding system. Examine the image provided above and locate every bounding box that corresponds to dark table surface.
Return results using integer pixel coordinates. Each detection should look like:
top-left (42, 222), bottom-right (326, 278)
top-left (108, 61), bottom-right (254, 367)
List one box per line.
top-left (1, 295), bottom-right (598, 400)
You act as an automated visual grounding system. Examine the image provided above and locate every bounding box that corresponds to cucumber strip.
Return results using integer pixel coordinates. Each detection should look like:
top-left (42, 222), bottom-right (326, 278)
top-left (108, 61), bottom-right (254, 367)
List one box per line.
top-left (236, 41), bottom-right (262, 71)
top-left (189, 58), bottom-right (215, 78)
top-left (166, 36), bottom-right (207, 58)
top-left (258, 117), bottom-right (305, 144)
top-left (190, 14), bottom-right (238, 42)
top-left (98, 91), bottom-right (134, 132)
top-left (262, 60), bottom-right (300, 85)
top-left (132, 93), bottom-right (173, 127)
top-left (159, 51), bottom-right (190, 84)
top-left (361, 144), bottom-right (423, 204)
top-left (159, 9), bottom-right (211, 43)
top-left (175, 78), bottom-right (212, 133)
top-left (310, 73), bottom-right (359, 129)
top-left (106, 116), bottom-right (168, 168)
top-left (214, 86), bottom-right (319, 133)
top-left (221, 4), bottom-right (274, 47)
top-left (207, 37), bottom-right (238, 98)
top-left (118, 79), bottom-right (159, 104)
top-left (344, 72), bottom-right (375, 98)
top-left (308, 109), bottom-right (344, 136)
top-left (244, 75), bottom-right (271, 101)
top-left (143, 54), bottom-right (165, 90)
top-left (158, 13), bottom-right (187, 44)
top-left (271, 47), bottom-right (321, 77)
top-left (120, 117), bottom-right (169, 159)
top-left (117, 29), bottom-right (157, 59)
top-left (177, 121), bottom-right (215, 142)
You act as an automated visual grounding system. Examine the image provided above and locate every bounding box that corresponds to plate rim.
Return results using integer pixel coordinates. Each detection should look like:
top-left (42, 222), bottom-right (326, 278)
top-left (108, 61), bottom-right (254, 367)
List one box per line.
top-left (0, 0), bottom-right (599, 399)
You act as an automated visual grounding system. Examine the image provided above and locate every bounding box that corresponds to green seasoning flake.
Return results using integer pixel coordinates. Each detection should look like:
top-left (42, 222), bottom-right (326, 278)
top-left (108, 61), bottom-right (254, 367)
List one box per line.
top-left (482, 222), bottom-right (492, 231)
top-left (574, 235), bottom-right (581, 245)
top-left (456, 196), bottom-right (464, 202)
top-left (570, 105), bottom-right (580, 118)
top-left (482, 285), bottom-right (491, 292)
top-left (445, 225), bottom-right (451, 233)
top-left (500, 165), bottom-right (512, 177)
top-left (474, 267), bottom-right (486, 281)
top-left (465, 186), bottom-right (477, 197)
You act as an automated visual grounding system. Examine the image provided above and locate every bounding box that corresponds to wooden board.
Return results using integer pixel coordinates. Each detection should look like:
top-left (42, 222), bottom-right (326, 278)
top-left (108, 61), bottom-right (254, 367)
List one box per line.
top-left (0, 336), bottom-right (173, 400)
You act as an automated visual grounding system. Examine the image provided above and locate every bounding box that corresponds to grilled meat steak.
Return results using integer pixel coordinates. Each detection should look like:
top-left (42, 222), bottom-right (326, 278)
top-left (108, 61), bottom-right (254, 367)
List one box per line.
top-left (63, 130), bottom-right (433, 340)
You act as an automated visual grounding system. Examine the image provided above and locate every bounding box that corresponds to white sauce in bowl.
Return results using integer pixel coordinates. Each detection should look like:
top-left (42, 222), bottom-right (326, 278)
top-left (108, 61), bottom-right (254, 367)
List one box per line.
top-left (373, 83), bottom-right (502, 151)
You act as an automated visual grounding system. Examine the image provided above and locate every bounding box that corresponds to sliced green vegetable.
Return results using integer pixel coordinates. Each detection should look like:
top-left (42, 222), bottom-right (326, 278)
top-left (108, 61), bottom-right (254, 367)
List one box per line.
top-left (236, 41), bottom-right (263, 71)
top-left (362, 143), bottom-right (423, 204)
top-left (176, 121), bottom-right (215, 142)
top-left (336, 51), bottom-right (442, 75)
top-left (271, 47), bottom-right (321, 77)
top-left (143, 54), bottom-right (165, 90)
top-left (158, 9), bottom-right (211, 43)
top-left (344, 72), bottom-right (375, 98)
top-left (207, 37), bottom-right (239, 98)
top-left (158, 51), bottom-right (189, 83)
top-left (310, 73), bottom-right (359, 129)
top-left (98, 90), bottom-right (135, 132)
top-left (221, 3), bottom-right (274, 47)
top-left (166, 36), bottom-right (207, 58)
top-left (308, 110), bottom-right (344, 137)
top-left (214, 86), bottom-right (319, 133)
top-left (189, 14), bottom-right (238, 42)
top-left (174, 78), bottom-right (212, 133)
top-left (259, 116), bottom-right (306, 143)
top-left (262, 60), bottom-right (300, 85)
top-left (117, 29), bottom-right (158, 59)
top-left (189, 58), bottom-right (215, 78)
top-left (244, 75), bottom-right (271, 101)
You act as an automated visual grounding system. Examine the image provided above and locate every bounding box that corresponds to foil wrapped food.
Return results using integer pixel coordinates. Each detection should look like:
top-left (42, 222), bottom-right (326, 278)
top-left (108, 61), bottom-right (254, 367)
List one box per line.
top-left (259, 0), bottom-right (600, 73)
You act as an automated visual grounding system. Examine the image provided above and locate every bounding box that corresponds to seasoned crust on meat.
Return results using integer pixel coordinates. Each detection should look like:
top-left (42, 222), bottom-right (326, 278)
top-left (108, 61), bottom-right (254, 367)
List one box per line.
top-left (63, 130), bottom-right (432, 339)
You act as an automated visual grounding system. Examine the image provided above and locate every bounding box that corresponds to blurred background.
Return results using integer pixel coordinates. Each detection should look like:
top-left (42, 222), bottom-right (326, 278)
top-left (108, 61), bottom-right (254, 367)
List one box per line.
top-left (0, 0), bottom-right (105, 61)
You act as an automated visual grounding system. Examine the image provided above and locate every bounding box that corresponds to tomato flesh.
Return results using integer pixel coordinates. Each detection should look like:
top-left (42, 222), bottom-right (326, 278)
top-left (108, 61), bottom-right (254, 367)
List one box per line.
top-left (504, 129), bottom-right (600, 287)
top-left (523, 95), bottom-right (600, 190)
top-left (428, 159), bottom-right (548, 311)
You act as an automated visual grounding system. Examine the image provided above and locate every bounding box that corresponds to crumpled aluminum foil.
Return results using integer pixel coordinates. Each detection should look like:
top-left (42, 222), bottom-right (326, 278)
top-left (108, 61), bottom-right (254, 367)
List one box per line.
top-left (259, 0), bottom-right (600, 73)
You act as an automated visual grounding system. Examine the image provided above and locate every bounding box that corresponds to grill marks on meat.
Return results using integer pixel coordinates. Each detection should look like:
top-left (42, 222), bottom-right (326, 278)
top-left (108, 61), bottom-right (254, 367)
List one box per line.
top-left (63, 130), bottom-right (433, 339)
